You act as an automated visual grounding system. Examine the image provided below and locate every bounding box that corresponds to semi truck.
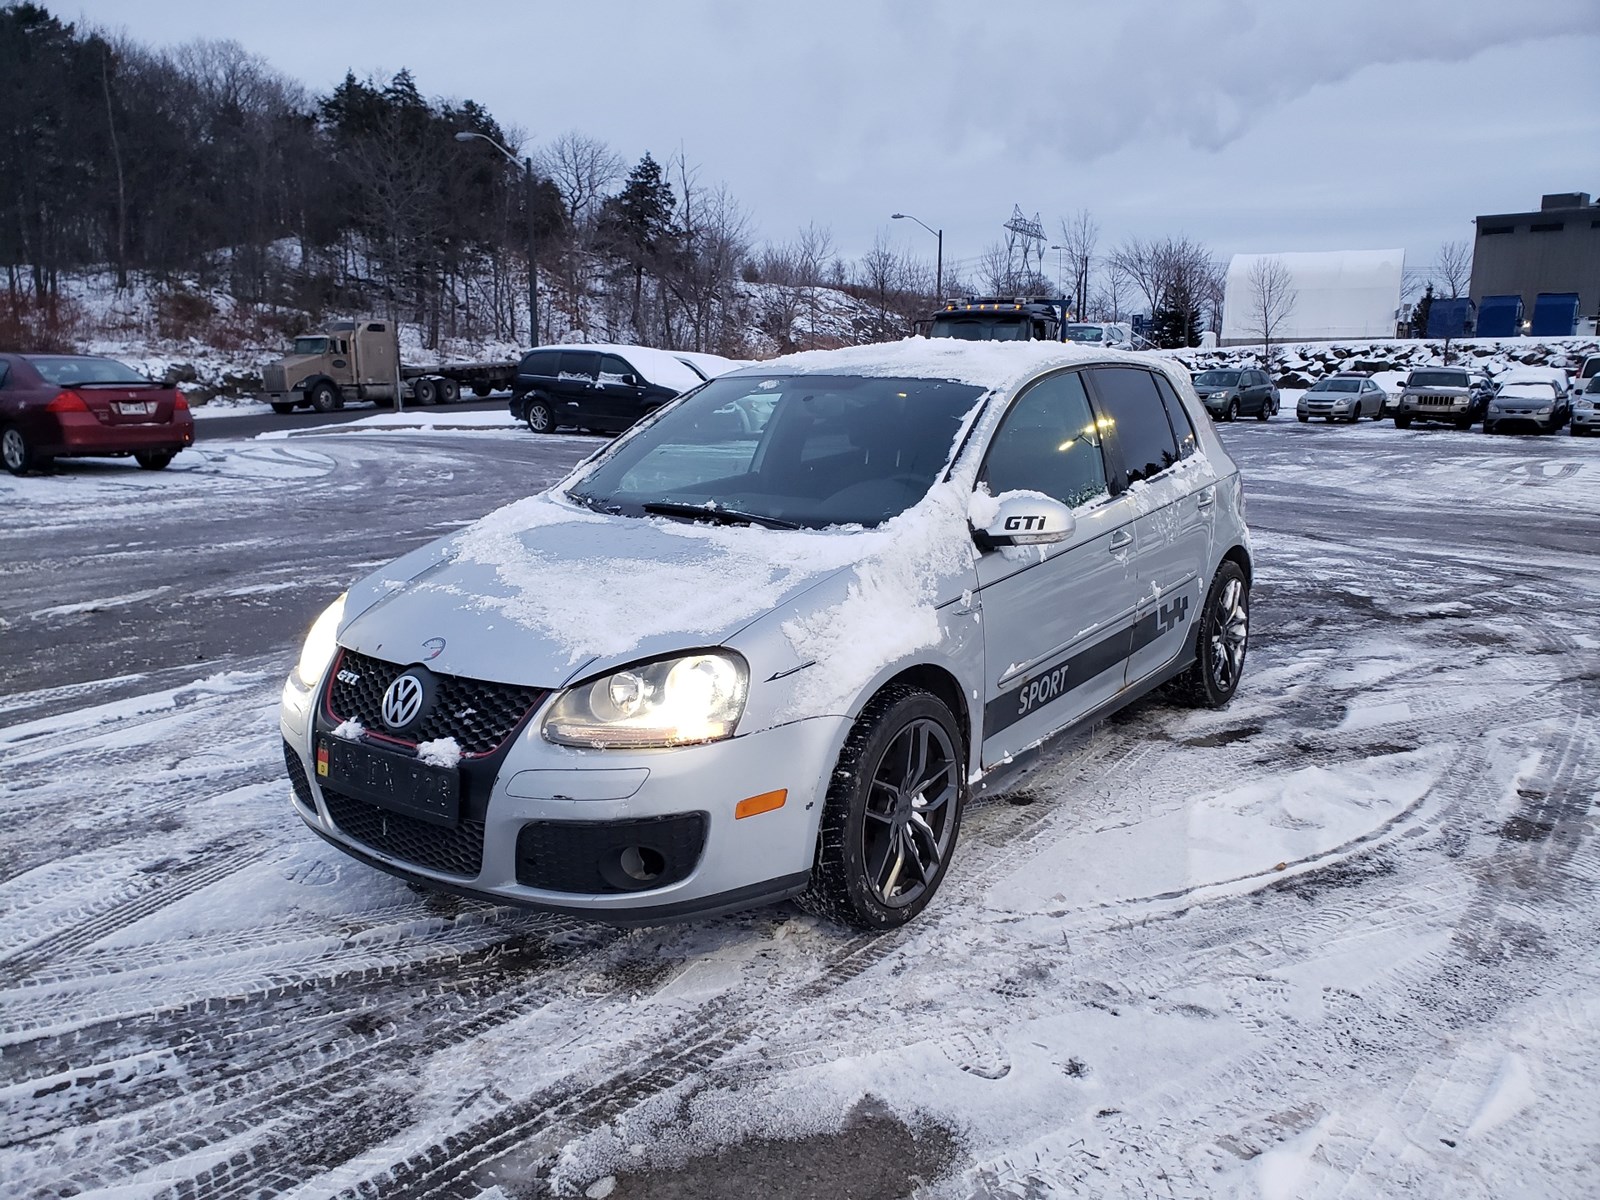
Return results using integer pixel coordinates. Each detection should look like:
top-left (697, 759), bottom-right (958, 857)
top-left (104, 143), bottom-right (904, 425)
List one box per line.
top-left (259, 319), bottom-right (519, 414)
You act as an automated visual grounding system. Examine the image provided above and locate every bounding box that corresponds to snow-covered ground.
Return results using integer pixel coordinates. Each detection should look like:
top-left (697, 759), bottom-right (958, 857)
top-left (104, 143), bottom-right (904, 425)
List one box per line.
top-left (1, 417), bottom-right (1596, 1198)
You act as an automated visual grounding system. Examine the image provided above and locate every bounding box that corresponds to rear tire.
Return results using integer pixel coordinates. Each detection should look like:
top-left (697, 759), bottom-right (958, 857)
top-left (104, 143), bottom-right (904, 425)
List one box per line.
top-left (308, 381), bottom-right (342, 413)
top-left (435, 377), bottom-right (460, 404)
top-left (412, 377), bottom-right (439, 406)
top-left (525, 398), bottom-right (556, 434)
top-left (134, 450), bottom-right (175, 471)
top-left (2, 424), bottom-right (43, 475)
top-left (471, 382), bottom-right (492, 398)
top-left (270, 402), bottom-right (296, 415)
top-left (1171, 561), bottom-right (1249, 709)
top-left (799, 687), bottom-right (966, 930)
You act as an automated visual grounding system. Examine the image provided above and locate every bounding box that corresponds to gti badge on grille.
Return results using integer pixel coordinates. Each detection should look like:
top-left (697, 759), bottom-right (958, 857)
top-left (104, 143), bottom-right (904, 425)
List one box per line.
top-left (381, 672), bottom-right (427, 731)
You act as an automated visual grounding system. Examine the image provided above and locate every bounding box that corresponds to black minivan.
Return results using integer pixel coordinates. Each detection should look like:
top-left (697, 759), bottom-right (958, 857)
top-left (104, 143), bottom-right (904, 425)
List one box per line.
top-left (509, 345), bottom-right (708, 434)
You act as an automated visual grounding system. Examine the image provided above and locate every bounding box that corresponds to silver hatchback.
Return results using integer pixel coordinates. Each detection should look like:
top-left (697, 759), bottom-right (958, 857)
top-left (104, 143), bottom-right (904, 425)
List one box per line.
top-left (281, 342), bottom-right (1253, 928)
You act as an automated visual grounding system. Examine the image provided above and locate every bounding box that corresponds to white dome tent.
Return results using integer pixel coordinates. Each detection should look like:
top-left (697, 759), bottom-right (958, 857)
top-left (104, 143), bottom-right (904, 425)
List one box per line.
top-left (1221, 249), bottom-right (1405, 345)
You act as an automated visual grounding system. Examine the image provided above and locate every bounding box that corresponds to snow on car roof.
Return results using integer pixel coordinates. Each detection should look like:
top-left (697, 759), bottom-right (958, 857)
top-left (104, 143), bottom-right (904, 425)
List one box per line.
top-left (742, 336), bottom-right (1135, 394)
top-left (539, 343), bottom-right (706, 393)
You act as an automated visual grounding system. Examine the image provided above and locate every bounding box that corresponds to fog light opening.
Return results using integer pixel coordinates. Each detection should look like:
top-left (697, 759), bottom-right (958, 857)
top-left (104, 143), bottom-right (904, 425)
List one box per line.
top-left (617, 845), bottom-right (666, 884)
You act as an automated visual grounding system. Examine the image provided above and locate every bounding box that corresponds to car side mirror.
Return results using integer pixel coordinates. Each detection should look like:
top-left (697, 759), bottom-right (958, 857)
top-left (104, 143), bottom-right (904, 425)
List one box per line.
top-left (622, 373), bottom-right (640, 387)
top-left (970, 491), bottom-right (1076, 549)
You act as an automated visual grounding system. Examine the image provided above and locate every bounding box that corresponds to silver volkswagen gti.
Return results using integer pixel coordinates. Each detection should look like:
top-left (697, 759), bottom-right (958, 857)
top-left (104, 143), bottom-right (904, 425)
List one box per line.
top-left (281, 342), bottom-right (1252, 928)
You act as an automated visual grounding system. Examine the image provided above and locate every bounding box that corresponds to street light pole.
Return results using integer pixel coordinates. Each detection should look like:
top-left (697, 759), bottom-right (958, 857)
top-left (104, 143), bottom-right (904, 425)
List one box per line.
top-left (1048, 243), bottom-right (1067, 309)
top-left (456, 131), bottom-right (539, 347)
top-left (891, 212), bottom-right (943, 301)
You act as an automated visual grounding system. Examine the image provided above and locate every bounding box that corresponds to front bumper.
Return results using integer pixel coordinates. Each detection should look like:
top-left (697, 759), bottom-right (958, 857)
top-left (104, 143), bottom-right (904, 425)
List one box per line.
top-left (1298, 402), bottom-right (1355, 419)
top-left (1570, 407), bottom-right (1599, 432)
top-left (281, 673), bottom-right (846, 921)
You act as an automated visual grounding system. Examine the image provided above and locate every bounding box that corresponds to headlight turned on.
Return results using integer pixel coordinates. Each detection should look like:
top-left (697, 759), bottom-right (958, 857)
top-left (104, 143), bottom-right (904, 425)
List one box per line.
top-left (294, 593), bottom-right (346, 687)
top-left (543, 651), bottom-right (749, 748)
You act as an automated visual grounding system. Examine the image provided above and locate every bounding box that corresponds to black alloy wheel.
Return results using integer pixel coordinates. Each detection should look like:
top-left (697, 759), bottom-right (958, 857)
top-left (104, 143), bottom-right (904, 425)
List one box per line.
top-left (525, 399), bottom-right (556, 434)
top-left (1172, 561), bottom-right (1249, 708)
top-left (802, 687), bottom-right (966, 929)
top-left (308, 381), bottom-right (342, 413)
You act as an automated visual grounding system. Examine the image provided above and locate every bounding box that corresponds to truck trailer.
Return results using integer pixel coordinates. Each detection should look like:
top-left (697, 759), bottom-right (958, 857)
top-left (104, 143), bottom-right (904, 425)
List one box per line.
top-left (260, 320), bottom-right (519, 413)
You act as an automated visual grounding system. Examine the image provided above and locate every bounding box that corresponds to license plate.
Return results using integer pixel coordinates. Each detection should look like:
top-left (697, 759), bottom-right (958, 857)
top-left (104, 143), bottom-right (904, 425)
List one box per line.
top-left (115, 401), bottom-right (155, 416)
top-left (320, 737), bottom-right (460, 827)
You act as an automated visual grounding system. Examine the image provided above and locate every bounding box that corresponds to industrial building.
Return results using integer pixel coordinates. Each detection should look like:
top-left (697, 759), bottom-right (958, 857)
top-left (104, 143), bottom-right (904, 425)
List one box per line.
top-left (1469, 193), bottom-right (1600, 336)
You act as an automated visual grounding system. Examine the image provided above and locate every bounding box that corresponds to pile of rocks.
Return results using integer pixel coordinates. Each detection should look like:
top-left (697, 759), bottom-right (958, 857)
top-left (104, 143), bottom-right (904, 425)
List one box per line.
top-left (1168, 337), bottom-right (1599, 389)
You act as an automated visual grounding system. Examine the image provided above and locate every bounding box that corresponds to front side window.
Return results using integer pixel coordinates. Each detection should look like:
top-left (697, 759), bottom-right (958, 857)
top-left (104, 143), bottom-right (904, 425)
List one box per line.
top-left (598, 354), bottom-right (636, 383)
top-left (981, 370), bottom-right (1109, 510)
top-left (1086, 367), bottom-right (1180, 486)
top-left (567, 375), bottom-right (983, 529)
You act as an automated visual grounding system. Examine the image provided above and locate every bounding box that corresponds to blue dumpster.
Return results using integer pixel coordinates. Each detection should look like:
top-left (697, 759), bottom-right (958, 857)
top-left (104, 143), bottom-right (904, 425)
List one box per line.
top-left (1475, 295), bottom-right (1523, 338)
top-left (1529, 293), bottom-right (1579, 337)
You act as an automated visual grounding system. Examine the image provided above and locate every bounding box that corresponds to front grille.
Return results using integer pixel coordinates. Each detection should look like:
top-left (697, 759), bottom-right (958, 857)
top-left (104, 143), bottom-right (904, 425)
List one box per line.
top-left (516, 813), bottom-right (708, 894)
top-left (284, 740), bottom-right (315, 812)
top-left (262, 364), bottom-right (287, 391)
top-left (328, 649), bottom-right (546, 755)
top-left (323, 786), bottom-right (485, 877)
top-left (1418, 395), bottom-right (1458, 408)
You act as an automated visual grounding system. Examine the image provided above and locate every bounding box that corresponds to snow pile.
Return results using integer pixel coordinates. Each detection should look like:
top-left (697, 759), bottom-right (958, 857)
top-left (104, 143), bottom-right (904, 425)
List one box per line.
top-left (415, 737), bottom-right (462, 769)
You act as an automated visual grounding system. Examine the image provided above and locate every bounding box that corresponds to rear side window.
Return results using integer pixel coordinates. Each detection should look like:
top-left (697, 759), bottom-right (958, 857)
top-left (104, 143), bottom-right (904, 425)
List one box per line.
top-left (1087, 367), bottom-right (1180, 485)
top-left (1151, 374), bottom-right (1198, 459)
top-left (981, 370), bottom-right (1109, 509)
top-left (558, 351), bottom-right (598, 380)
top-left (519, 350), bottom-right (560, 376)
top-left (0, 362), bottom-right (9, 387)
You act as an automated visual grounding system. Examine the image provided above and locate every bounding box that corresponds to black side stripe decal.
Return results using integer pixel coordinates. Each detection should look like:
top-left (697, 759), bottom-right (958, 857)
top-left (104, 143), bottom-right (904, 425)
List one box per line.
top-left (983, 594), bottom-right (1190, 739)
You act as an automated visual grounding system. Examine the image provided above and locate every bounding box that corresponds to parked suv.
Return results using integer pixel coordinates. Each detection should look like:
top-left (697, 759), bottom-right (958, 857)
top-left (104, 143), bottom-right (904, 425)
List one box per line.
top-left (283, 342), bottom-right (1251, 929)
top-left (1571, 376), bottom-right (1600, 436)
top-left (1392, 367), bottom-right (1496, 430)
top-left (509, 344), bottom-right (733, 434)
top-left (1192, 368), bottom-right (1279, 421)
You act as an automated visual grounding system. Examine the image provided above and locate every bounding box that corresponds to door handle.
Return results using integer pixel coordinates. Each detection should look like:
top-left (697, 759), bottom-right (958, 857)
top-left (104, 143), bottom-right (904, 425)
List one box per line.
top-left (1108, 529), bottom-right (1133, 552)
top-left (1197, 487), bottom-right (1216, 509)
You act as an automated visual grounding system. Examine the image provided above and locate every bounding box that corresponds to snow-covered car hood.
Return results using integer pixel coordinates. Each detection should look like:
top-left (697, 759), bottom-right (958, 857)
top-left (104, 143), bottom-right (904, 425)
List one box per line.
top-left (336, 491), bottom-right (970, 690)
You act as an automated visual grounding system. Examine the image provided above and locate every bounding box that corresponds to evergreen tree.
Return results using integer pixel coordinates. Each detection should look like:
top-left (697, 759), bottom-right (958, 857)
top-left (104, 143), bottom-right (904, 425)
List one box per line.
top-left (1411, 283), bottom-right (1434, 339)
top-left (599, 153), bottom-right (676, 330)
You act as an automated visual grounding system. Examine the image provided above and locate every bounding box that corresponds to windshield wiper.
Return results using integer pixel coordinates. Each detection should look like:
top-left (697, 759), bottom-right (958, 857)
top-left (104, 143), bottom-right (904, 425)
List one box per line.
top-left (641, 501), bottom-right (800, 530)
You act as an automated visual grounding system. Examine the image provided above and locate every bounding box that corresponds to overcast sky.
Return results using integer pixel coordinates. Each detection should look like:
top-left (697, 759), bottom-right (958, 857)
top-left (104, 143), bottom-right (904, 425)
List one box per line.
top-left (68, 0), bottom-right (1600, 286)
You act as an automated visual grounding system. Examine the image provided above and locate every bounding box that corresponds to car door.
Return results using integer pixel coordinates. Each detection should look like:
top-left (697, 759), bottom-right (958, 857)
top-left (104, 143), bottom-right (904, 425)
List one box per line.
top-left (974, 368), bottom-right (1140, 768)
top-left (592, 353), bottom-right (649, 429)
top-left (1084, 366), bottom-right (1212, 687)
top-left (555, 351), bottom-right (601, 426)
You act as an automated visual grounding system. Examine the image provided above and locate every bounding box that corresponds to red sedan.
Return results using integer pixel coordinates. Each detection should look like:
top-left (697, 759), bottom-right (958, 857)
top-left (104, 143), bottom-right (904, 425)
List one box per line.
top-left (0, 353), bottom-right (195, 475)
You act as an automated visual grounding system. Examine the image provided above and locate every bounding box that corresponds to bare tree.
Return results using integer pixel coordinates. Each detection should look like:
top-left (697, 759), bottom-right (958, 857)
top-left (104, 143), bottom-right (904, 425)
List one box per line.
top-left (1433, 239), bottom-right (1471, 300)
top-left (1113, 235), bottom-right (1215, 347)
top-left (1058, 209), bottom-right (1097, 320)
top-left (536, 130), bottom-right (624, 227)
top-left (1243, 256), bottom-right (1296, 367)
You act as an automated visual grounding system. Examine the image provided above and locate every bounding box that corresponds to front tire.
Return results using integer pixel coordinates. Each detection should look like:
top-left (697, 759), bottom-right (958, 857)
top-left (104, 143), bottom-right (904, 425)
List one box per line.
top-left (1226, 398), bottom-right (1240, 422)
top-left (801, 687), bottom-right (966, 930)
top-left (135, 450), bottom-right (175, 471)
top-left (1171, 562), bottom-right (1249, 709)
top-left (525, 398), bottom-right (556, 434)
top-left (308, 381), bottom-right (342, 413)
top-left (270, 402), bottom-right (296, 415)
top-left (1394, 414), bottom-right (1412, 430)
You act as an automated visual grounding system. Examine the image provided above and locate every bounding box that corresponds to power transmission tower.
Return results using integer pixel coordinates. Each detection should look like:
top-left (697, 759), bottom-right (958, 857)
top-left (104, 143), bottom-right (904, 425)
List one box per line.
top-left (1003, 205), bottom-right (1046, 291)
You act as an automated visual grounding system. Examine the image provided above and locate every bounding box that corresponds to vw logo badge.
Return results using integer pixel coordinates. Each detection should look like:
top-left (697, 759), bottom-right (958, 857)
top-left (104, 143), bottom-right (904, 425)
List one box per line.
top-left (380, 672), bottom-right (427, 731)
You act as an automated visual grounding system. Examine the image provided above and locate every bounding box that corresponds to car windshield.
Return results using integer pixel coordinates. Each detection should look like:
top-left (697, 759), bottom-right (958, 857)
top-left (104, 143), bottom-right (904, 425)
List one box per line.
top-left (566, 374), bottom-right (985, 529)
top-left (1193, 370), bottom-right (1240, 386)
top-left (1500, 382), bottom-right (1555, 398)
top-left (1586, 376), bottom-right (1600, 394)
top-left (1310, 379), bottom-right (1360, 393)
top-left (28, 356), bottom-right (148, 385)
top-left (1062, 326), bottom-right (1105, 343)
top-left (1409, 371), bottom-right (1467, 388)
top-left (930, 316), bottom-right (1032, 341)
top-left (293, 337), bottom-right (329, 355)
